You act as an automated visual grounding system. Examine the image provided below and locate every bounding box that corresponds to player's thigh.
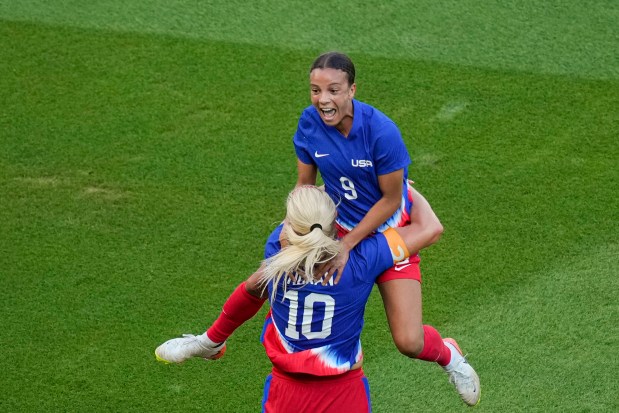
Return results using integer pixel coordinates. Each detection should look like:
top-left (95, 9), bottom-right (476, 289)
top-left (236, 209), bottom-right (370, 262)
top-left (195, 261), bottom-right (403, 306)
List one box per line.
top-left (377, 278), bottom-right (423, 352)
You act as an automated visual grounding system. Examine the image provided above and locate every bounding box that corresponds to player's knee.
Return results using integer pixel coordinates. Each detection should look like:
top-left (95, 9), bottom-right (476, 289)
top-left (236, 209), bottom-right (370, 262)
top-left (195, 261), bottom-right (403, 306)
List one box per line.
top-left (393, 330), bottom-right (424, 358)
top-left (245, 275), bottom-right (263, 298)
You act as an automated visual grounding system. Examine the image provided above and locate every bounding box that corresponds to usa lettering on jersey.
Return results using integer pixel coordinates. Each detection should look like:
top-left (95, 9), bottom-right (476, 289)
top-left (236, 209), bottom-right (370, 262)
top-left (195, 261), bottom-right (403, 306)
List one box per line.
top-left (351, 159), bottom-right (373, 167)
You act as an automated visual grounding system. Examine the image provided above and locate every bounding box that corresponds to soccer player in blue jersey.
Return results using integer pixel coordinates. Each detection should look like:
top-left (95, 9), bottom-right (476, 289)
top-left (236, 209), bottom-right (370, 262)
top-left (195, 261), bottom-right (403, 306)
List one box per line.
top-left (155, 52), bottom-right (481, 406)
top-left (156, 186), bottom-right (480, 412)
top-left (292, 52), bottom-right (479, 406)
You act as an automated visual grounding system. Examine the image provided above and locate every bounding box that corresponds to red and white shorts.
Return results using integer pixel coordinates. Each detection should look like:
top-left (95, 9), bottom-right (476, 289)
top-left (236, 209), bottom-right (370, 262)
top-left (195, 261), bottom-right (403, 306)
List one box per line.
top-left (336, 229), bottom-right (422, 284)
top-left (261, 368), bottom-right (371, 413)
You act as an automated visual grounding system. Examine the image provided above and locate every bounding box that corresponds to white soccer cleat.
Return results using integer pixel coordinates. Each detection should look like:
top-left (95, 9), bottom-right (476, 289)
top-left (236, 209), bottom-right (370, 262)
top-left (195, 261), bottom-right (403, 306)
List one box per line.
top-left (155, 333), bottom-right (226, 364)
top-left (443, 338), bottom-right (481, 406)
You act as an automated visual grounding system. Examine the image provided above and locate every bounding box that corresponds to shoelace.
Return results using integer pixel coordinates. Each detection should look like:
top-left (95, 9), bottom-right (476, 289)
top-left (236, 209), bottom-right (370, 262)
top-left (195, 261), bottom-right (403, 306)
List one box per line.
top-left (179, 334), bottom-right (201, 348)
top-left (447, 357), bottom-right (474, 388)
top-left (179, 334), bottom-right (222, 352)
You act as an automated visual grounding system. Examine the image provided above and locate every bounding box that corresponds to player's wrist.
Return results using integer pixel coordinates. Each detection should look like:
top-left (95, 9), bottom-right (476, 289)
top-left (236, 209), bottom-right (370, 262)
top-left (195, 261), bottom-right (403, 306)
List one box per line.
top-left (340, 236), bottom-right (356, 252)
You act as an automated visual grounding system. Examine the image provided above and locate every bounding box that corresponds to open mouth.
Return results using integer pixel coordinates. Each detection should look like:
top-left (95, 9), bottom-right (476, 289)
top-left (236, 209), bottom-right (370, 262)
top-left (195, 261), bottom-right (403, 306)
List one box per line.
top-left (321, 108), bottom-right (336, 121)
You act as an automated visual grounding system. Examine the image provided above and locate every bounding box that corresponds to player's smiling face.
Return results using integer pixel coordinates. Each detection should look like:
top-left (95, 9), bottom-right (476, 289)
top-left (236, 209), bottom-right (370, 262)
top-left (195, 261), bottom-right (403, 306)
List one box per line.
top-left (310, 68), bottom-right (356, 136)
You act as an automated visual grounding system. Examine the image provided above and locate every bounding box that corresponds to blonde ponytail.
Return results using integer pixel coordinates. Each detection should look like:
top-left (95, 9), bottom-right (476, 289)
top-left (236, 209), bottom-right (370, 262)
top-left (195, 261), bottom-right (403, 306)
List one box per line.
top-left (260, 186), bottom-right (340, 299)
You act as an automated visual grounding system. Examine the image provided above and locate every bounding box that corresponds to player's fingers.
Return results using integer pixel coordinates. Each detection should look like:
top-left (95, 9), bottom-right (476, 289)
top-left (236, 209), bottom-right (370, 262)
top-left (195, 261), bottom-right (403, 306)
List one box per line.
top-left (322, 264), bottom-right (339, 284)
top-left (315, 262), bottom-right (328, 278)
top-left (321, 270), bottom-right (335, 285)
top-left (333, 267), bottom-right (344, 284)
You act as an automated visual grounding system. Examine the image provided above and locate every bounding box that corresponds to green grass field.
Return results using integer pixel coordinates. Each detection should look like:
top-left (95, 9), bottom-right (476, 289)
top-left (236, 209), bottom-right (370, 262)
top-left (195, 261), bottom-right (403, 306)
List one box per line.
top-left (1, 2), bottom-right (618, 412)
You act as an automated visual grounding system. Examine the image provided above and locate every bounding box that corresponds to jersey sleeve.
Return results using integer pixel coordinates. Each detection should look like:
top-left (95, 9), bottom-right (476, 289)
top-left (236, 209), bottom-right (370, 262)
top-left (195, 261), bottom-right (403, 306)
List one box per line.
top-left (372, 120), bottom-right (411, 176)
top-left (353, 229), bottom-right (411, 282)
top-left (351, 234), bottom-right (397, 283)
top-left (293, 110), bottom-right (315, 165)
top-left (264, 224), bottom-right (284, 259)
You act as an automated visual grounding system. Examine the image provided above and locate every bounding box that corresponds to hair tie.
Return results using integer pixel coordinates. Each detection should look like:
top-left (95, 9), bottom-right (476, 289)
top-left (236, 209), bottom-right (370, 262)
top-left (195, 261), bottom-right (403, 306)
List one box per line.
top-left (310, 223), bottom-right (322, 232)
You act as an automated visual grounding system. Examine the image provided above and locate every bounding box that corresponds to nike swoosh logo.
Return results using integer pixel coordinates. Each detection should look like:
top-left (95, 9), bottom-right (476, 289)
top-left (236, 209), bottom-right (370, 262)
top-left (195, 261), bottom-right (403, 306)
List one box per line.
top-left (314, 151), bottom-right (330, 158)
top-left (394, 264), bottom-right (411, 271)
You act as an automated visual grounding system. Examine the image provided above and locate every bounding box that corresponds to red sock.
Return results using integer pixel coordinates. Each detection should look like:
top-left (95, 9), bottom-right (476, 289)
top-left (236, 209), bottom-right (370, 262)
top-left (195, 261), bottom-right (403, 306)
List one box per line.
top-left (416, 325), bottom-right (451, 366)
top-left (206, 282), bottom-right (266, 343)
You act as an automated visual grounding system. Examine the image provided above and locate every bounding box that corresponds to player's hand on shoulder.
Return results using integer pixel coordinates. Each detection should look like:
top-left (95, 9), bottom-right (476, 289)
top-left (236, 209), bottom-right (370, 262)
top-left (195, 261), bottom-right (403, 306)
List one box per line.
top-left (316, 247), bottom-right (350, 285)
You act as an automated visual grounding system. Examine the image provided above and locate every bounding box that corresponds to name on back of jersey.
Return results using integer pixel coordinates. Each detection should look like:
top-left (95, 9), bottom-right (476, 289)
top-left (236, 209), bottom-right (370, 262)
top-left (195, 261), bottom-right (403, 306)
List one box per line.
top-left (286, 272), bottom-right (335, 287)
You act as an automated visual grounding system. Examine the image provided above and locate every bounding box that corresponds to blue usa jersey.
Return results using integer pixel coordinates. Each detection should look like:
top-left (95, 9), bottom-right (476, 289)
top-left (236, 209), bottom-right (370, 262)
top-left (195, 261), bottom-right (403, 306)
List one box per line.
top-left (261, 224), bottom-right (399, 376)
top-left (293, 99), bottom-right (412, 232)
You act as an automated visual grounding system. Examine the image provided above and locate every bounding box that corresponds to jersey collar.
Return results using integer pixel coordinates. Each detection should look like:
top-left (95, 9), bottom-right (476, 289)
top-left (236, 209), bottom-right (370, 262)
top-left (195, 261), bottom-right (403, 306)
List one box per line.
top-left (347, 99), bottom-right (362, 139)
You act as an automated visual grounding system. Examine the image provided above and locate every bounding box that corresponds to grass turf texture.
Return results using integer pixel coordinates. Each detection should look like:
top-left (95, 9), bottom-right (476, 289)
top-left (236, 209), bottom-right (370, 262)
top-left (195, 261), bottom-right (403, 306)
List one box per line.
top-left (1, 2), bottom-right (618, 412)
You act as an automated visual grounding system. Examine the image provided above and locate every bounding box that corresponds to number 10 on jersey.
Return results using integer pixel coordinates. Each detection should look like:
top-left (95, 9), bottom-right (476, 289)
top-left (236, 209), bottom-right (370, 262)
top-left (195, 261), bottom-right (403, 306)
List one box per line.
top-left (283, 290), bottom-right (335, 340)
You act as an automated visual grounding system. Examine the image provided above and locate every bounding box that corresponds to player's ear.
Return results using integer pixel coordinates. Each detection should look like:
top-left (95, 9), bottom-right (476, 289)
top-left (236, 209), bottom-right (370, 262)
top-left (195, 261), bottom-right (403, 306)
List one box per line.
top-left (349, 83), bottom-right (356, 98)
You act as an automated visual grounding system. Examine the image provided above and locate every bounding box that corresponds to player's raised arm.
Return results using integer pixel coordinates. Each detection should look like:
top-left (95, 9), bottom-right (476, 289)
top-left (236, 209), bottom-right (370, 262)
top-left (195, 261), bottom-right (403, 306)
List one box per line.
top-left (296, 159), bottom-right (317, 186)
top-left (393, 186), bottom-right (443, 258)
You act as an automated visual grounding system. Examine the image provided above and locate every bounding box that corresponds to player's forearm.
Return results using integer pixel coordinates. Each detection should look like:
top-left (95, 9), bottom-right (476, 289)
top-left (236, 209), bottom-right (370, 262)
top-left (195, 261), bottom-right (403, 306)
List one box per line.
top-left (401, 188), bottom-right (443, 252)
top-left (296, 159), bottom-right (317, 187)
top-left (342, 195), bottom-right (401, 250)
top-left (400, 220), bottom-right (442, 256)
